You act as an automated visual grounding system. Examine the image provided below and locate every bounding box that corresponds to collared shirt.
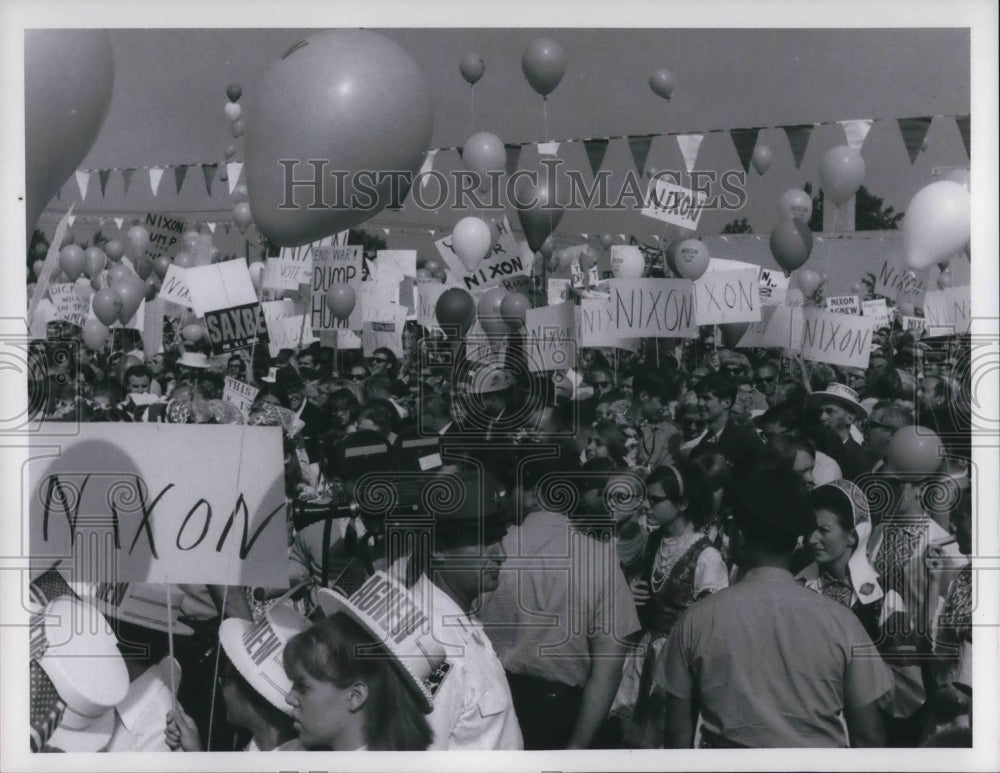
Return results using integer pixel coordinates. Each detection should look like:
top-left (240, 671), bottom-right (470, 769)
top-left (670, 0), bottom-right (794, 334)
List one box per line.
top-left (478, 511), bottom-right (641, 688)
top-left (105, 657), bottom-right (179, 752)
top-left (662, 567), bottom-right (892, 747)
top-left (398, 567), bottom-right (523, 750)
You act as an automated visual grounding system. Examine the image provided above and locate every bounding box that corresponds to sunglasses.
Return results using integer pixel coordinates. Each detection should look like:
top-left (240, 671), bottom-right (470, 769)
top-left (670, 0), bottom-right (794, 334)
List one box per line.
top-left (861, 419), bottom-right (896, 433)
top-left (350, 372), bottom-right (367, 381)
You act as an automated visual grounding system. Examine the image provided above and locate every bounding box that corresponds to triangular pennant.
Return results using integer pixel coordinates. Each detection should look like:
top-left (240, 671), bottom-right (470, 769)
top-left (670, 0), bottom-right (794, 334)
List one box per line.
top-left (537, 141), bottom-right (560, 156)
top-left (627, 135), bottom-right (655, 176)
top-left (202, 163), bottom-right (218, 196)
top-left (955, 116), bottom-right (970, 158)
top-left (227, 162), bottom-right (244, 194)
top-left (676, 134), bottom-right (704, 175)
top-left (114, 217), bottom-right (124, 230)
top-left (98, 169), bottom-right (111, 197)
top-left (149, 167), bottom-right (164, 196)
top-left (896, 117), bottom-right (933, 163)
top-left (419, 149), bottom-right (438, 190)
top-left (174, 165), bottom-right (188, 195)
top-left (783, 124), bottom-right (814, 168)
top-left (838, 119), bottom-right (873, 152)
top-left (382, 228), bottom-right (390, 235)
top-left (581, 232), bottom-right (589, 240)
top-left (729, 128), bottom-right (760, 173)
top-left (504, 144), bottom-right (522, 178)
top-left (456, 146), bottom-right (464, 160)
top-left (583, 139), bottom-right (610, 178)
top-left (75, 171), bottom-right (90, 200)
top-left (428, 228), bottom-right (436, 236)
top-left (206, 222), bottom-right (216, 234)
top-left (67, 214), bottom-right (76, 227)
top-left (122, 168), bottom-right (135, 197)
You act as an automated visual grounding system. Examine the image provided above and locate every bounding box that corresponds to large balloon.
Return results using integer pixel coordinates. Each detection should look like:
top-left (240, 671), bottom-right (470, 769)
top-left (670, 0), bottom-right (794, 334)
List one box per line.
top-left (675, 239), bottom-right (710, 280)
top-left (819, 145), bottom-right (865, 205)
top-left (230, 118), bottom-right (245, 138)
top-left (81, 318), bottom-right (109, 351)
top-left (83, 247), bottom-right (107, 279)
top-left (435, 287), bottom-right (476, 335)
top-left (777, 188), bottom-right (813, 222)
top-left (92, 288), bottom-right (118, 326)
top-left (459, 53), bottom-right (485, 85)
top-left (902, 181), bottom-right (971, 270)
top-left (477, 287), bottom-right (509, 336)
top-left (521, 38), bottom-right (566, 97)
top-left (233, 202), bottom-right (254, 233)
top-left (513, 167), bottom-right (566, 252)
top-left (886, 426), bottom-right (943, 476)
top-left (611, 247), bottom-right (644, 279)
top-left (104, 239), bottom-right (124, 262)
top-left (25, 30), bottom-right (114, 235)
top-left (796, 269), bottom-right (823, 296)
top-left (246, 30), bottom-right (434, 247)
top-left (134, 256), bottom-right (154, 280)
top-left (664, 238), bottom-right (684, 275)
top-left (231, 184), bottom-right (249, 203)
top-left (32, 260), bottom-right (45, 279)
top-left (181, 324), bottom-right (204, 343)
top-left (74, 276), bottom-right (94, 301)
top-left (153, 255), bottom-right (171, 279)
top-left (600, 233), bottom-right (613, 250)
top-left (173, 251), bottom-right (196, 269)
top-left (751, 145), bottom-right (772, 175)
top-left (500, 292), bottom-right (531, 330)
top-left (126, 225), bottom-right (150, 260)
top-left (649, 68), bottom-right (675, 100)
top-left (113, 278), bottom-right (145, 323)
top-left (770, 218), bottom-right (814, 273)
top-left (59, 245), bottom-right (86, 281)
top-left (226, 83), bottom-right (243, 102)
top-left (224, 101), bottom-right (242, 122)
top-left (452, 217), bottom-right (493, 271)
top-left (325, 284), bottom-right (356, 320)
top-left (463, 132), bottom-right (506, 187)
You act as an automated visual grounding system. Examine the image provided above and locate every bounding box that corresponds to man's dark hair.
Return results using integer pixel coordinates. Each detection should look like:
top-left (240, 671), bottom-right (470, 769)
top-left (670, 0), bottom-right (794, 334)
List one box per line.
top-left (732, 468), bottom-right (813, 554)
top-left (695, 372), bottom-right (737, 405)
top-left (123, 364), bottom-right (152, 385)
top-left (633, 372), bottom-right (680, 404)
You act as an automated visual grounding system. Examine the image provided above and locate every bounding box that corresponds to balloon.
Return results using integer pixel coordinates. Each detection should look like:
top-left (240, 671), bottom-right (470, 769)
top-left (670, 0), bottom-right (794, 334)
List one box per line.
top-left (649, 68), bottom-right (675, 100)
top-left (943, 168), bottom-right (970, 191)
top-left (777, 188), bottom-right (813, 222)
top-left (92, 288), bottom-right (118, 326)
top-left (59, 245), bottom-right (86, 281)
top-left (578, 246), bottom-right (598, 272)
top-left (325, 283), bottom-right (356, 320)
top-left (181, 324), bottom-right (203, 343)
top-left (937, 269), bottom-right (953, 289)
top-left (719, 322), bottom-right (750, 348)
top-left (32, 259), bottom-right (45, 279)
top-left (796, 269), bottom-right (823, 296)
top-left (183, 229), bottom-right (201, 251)
top-left (769, 218), bottom-right (814, 273)
top-left (153, 255), bottom-right (171, 279)
top-left (902, 181), bottom-right (970, 270)
top-left (886, 426), bottom-right (943, 476)
top-left (174, 251), bottom-right (196, 269)
top-left (230, 117), bottom-right (245, 138)
top-left (423, 258), bottom-right (445, 279)
top-left (231, 184), bottom-right (249, 203)
top-left (644, 163), bottom-right (660, 179)
top-left (664, 238), bottom-right (684, 275)
top-left (144, 276), bottom-right (160, 301)
top-left (611, 246), bottom-right (644, 279)
top-left (126, 225), bottom-right (150, 260)
top-left (539, 235), bottom-right (554, 260)
top-left (112, 278), bottom-right (145, 323)
top-left (60, 228), bottom-right (76, 248)
top-left (600, 233), bottom-right (613, 250)
top-left (513, 166), bottom-right (566, 251)
top-left (459, 53), bottom-right (485, 85)
top-left (675, 239), bottom-right (710, 280)
top-left (462, 132), bottom-right (506, 187)
top-left (33, 241), bottom-right (50, 259)
top-left (233, 202), bottom-right (254, 233)
top-left (415, 268), bottom-right (431, 281)
top-left (246, 30), bottom-right (434, 247)
top-left (435, 287), bottom-right (475, 335)
top-left (521, 38), bottom-right (566, 97)
top-left (225, 145), bottom-right (236, 161)
top-left (81, 318), bottom-right (109, 351)
top-left (83, 247), bottom-right (107, 279)
top-left (224, 101), bottom-right (242, 122)
top-left (135, 256), bottom-right (153, 280)
top-left (477, 287), bottom-right (509, 336)
top-left (751, 145), bottom-right (772, 175)
top-left (819, 145), bottom-right (865, 205)
top-left (500, 292), bottom-right (531, 330)
top-left (90, 273), bottom-right (104, 291)
top-left (249, 261), bottom-right (264, 291)
top-left (25, 30), bottom-right (114, 235)
top-left (452, 217), bottom-right (493, 271)
top-left (226, 83), bottom-right (243, 102)
top-left (104, 239), bottom-right (124, 262)
top-left (850, 283), bottom-right (863, 295)
top-left (73, 277), bottom-right (93, 301)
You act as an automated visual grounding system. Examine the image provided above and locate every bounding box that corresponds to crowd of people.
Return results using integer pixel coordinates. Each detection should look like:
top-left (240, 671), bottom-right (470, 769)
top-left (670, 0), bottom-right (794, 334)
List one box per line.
top-left (27, 308), bottom-right (974, 751)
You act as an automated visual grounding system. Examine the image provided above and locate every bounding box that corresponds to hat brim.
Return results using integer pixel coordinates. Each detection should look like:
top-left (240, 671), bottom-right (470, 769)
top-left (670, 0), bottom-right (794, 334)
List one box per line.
top-left (808, 391), bottom-right (868, 419)
top-left (219, 618), bottom-right (294, 716)
top-left (46, 708), bottom-right (114, 753)
top-left (315, 589), bottom-right (435, 714)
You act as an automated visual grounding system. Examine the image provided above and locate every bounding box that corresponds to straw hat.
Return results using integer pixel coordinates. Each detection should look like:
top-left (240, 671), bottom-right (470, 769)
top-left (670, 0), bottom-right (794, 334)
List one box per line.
top-left (177, 351), bottom-right (210, 370)
top-left (808, 382), bottom-right (868, 419)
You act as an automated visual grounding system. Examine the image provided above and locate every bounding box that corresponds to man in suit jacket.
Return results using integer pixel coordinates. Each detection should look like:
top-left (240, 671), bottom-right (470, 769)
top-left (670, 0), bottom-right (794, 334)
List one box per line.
top-left (690, 372), bottom-right (761, 476)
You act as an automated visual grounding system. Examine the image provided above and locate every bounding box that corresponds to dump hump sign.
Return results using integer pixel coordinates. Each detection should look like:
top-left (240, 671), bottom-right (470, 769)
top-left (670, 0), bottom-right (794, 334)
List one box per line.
top-left (27, 424), bottom-right (288, 586)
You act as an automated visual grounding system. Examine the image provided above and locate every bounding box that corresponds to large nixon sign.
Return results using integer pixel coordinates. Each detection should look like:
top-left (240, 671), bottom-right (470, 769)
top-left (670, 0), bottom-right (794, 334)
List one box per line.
top-left (27, 424), bottom-right (289, 587)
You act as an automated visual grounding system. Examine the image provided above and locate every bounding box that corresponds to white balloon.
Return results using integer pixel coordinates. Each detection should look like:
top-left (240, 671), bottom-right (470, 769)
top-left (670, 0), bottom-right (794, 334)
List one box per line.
top-left (902, 181), bottom-right (971, 270)
top-left (610, 246), bottom-right (645, 279)
top-left (225, 101), bottom-right (242, 122)
top-left (248, 261), bottom-right (265, 291)
top-left (451, 217), bottom-right (493, 271)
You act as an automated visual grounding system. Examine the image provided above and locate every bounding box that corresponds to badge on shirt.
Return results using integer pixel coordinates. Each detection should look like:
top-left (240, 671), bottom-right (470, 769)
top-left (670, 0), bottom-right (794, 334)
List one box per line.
top-left (425, 659), bottom-right (453, 697)
top-left (858, 582), bottom-right (875, 597)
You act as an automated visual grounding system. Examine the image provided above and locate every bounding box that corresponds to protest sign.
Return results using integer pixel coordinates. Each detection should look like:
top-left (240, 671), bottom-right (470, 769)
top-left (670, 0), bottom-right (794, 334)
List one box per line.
top-left (362, 303), bottom-right (408, 357)
top-left (27, 423), bottom-right (288, 586)
top-left (263, 257), bottom-right (305, 291)
top-left (140, 213), bottom-right (186, 261)
top-left (599, 279), bottom-right (697, 338)
top-left (525, 302), bottom-right (577, 372)
top-left (759, 268), bottom-right (791, 306)
top-left (861, 298), bottom-right (893, 330)
top-left (825, 295), bottom-right (861, 315)
top-left (693, 268), bottom-right (761, 326)
top-left (434, 216), bottom-right (526, 291)
top-left (873, 252), bottom-right (926, 304)
top-left (734, 304), bottom-right (805, 350)
top-left (191, 233), bottom-right (215, 266)
top-left (922, 287), bottom-right (971, 335)
top-left (548, 278), bottom-right (573, 306)
top-left (578, 297), bottom-right (645, 349)
top-left (204, 303), bottom-right (265, 354)
top-left (311, 245), bottom-right (363, 335)
top-left (266, 314), bottom-right (318, 357)
top-left (465, 325), bottom-right (509, 365)
top-left (373, 250), bottom-right (417, 283)
top-left (902, 315), bottom-right (928, 334)
top-left (800, 308), bottom-right (875, 369)
top-left (185, 261), bottom-right (257, 317)
top-left (223, 376), bottom-right (260, 418)
top-left (48, 283), bottom-right (89, 327)
top-left (417, 282), bottom-right (448, 332)
top-left (641, 178), bottom-right (708, 230)
top-left (159, 264), bottom-right (193, 308)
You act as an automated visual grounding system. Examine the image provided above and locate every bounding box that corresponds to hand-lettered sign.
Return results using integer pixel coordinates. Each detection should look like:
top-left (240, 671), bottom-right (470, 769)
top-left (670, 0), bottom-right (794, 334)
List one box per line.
top-left (825, 295), bottom-right (861, 315)
top-left (223, 377), bottom-right (260, 418)
top-left (599, 279), bottom-right (697, 338)
top-left (922, 287), bottom-right (971, 336)
top-left (799, 308), bottom-right (875, 369)
top-left (693, 268), bottom-right (761, 326)
top-left (524, 302), bottom-right (577, 372)
top-left (641, 179), bottom-right (707, 230)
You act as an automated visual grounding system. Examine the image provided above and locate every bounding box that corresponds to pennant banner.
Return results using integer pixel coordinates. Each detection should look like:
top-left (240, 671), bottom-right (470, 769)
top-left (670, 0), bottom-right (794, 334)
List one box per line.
top-left (839, 120), bottom-right (873, 152)
top-left (98, 169), bottom-right (111, 198)
top-left (729, 128), bottom-right (760, 173)
top-left (75, 171), bottom-right (90, 200)
top-left (201, 163), bottom-right (217, 196)
top-left (676, 134), bottom-right (704, 175)
top-left (627, 135), bottom-right (655, 177)
top-left (174, 165), bottom-right (188, 195)
top-left (783, 124), bottom-right (814, 168)
top-left (583, 139), bottom-right (610, 178)
top-left (504, 143), bottom-right (522, 178)
top-left (954, 116), bottom-right (970, 158)
top-left (149, 167), bottom-right (164, 196)
top-left (897, 117), bottom-right (933, 163)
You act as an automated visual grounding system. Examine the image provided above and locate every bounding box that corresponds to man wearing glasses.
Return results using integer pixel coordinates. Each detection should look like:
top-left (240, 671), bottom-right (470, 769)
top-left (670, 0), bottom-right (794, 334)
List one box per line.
top-left (367, 348), bottom-right (398, 380)
top-left (752, 361), bottom-right (780, 408)
top-left (861, 402), bottom-right (915, 471)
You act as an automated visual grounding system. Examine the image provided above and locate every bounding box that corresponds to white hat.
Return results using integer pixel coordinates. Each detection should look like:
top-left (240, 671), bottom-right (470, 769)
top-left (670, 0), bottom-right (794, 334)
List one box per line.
top-left (30, 596), bottom-right (130, 752)
top-left (809, 382), bottom-right (868, 419)
top-left (468, 364), bottom-right (516, 394)
top-left (68, 581), bottom-right (195, 636)
top-left (315, 571), bottom-right (448, 714)
top-left (177, 351), bottom-right (210, 369)
top-left (218, 601), bottom-right (311, 715)
top-left (261, 366), bottom-right (279, 384)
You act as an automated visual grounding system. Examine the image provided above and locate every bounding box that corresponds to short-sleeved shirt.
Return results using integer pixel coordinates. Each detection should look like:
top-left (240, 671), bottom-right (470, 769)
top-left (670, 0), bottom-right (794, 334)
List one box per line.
top-left (662, 567), bottom-right (893, 747)
top-left (478, 511), bottom-right (641, 688)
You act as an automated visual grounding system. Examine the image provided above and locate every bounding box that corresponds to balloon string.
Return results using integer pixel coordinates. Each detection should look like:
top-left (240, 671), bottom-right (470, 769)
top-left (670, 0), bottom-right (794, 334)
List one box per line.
top-left (206, 583), bottom-right (229, 751)
top-left (470, 86), bottom-right (475, 137)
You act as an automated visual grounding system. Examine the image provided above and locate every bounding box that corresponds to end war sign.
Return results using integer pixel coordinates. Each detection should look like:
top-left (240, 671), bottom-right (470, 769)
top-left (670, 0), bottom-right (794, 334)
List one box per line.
top-left (27, 424), bottom-right (289, 586)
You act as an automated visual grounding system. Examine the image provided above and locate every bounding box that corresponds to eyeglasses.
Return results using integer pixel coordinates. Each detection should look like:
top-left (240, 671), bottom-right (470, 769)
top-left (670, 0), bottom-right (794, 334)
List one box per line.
top-left (861, 419), bottom-right (896, 434)
top-left (350, 372), bottom-right (367, 381)
top-left (368, 357), bottom-right (390, 365)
